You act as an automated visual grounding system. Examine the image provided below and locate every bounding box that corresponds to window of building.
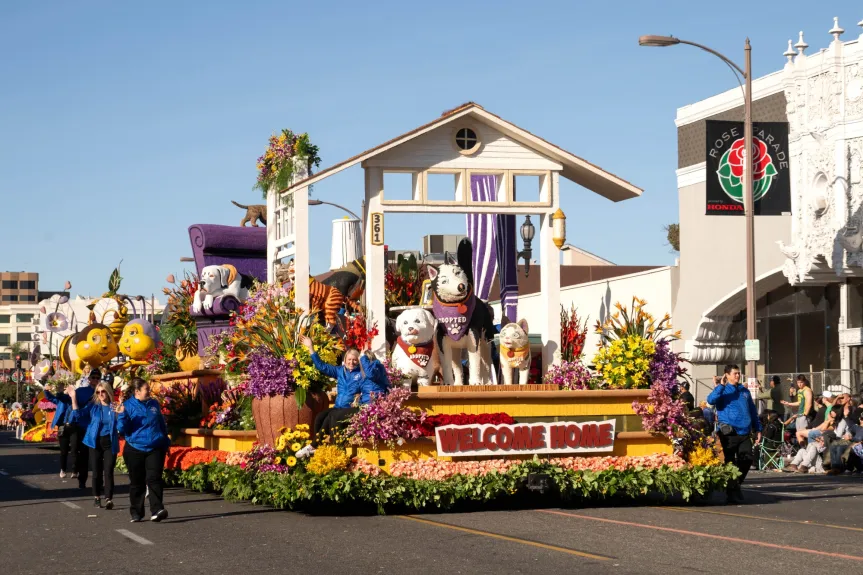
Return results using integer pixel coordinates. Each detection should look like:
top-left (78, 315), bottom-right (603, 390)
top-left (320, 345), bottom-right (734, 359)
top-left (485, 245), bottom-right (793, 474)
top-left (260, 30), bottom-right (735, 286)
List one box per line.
top-left (0, 352), bottom-right (9, 360)
top-left (16, 332), bottom-right (32, 342)
top-left (0, 315), bottom-right (9, 324)
top-left (1, 280), bottom-right (18, 289)
top-left (19, 280), bottom-right (36, 289)
top-left (2, 295), bottom-right (18, 302)
top-left (20, 295), bottom-right (36, 302)
top-left (453, 126), bottom-right (480, 155)
top-left (16, 314), bottom-right (34, 323)
top-left (0, 334), bottom-right (10, 346)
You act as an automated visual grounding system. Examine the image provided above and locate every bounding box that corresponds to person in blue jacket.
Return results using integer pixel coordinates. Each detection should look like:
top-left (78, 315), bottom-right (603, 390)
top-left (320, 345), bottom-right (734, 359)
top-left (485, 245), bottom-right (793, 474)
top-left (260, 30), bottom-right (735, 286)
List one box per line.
top-left (117, 378), bottom-right (171, 523)
top-left (299, 336), bottom-right (389, 451)
top-left (45, 369), bottom-right (101, 487)
top-left (706, 364), bottom-right (763, 504)
top-left (68, 373), bottom-right (120, 509)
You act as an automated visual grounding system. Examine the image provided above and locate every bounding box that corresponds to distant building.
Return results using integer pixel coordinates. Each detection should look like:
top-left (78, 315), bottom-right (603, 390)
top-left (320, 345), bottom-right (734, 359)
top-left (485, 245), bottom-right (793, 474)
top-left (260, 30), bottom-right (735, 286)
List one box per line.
top-left (0, 303), bottom-right (40, 370)
top-left (1, 272), bottom-right (39, 304)
top-left (422, 234), bottom-right (466, 257)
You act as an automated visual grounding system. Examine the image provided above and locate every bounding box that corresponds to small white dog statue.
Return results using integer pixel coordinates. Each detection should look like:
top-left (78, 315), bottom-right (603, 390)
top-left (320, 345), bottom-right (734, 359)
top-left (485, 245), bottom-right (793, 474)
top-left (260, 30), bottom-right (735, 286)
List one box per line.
top-left (498, 318), bottom-right (531, 385)
top-left (192, 264), bottom-right (252, 313)
top-left (391, 308), bottom-right (439, 386)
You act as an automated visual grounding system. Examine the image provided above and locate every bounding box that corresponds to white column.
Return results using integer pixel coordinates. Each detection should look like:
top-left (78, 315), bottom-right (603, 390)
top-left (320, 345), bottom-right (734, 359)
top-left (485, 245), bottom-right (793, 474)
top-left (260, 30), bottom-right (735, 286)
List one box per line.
top-left (294, 185), bottom-right (310, 312)
top-left (539, 173), bottom-right (561, 373)
top-left (365, 168), bottom-right (387, 356)
top-left (266, 189), bottom-right (277, 284)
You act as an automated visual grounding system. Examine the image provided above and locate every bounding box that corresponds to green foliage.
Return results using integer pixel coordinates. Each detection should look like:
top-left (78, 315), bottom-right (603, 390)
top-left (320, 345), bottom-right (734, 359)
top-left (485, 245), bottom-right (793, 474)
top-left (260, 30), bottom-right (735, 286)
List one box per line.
top-left (664, 223), bottom-right (680, 252)
top-left (163, 460), bottom-right (741, 515)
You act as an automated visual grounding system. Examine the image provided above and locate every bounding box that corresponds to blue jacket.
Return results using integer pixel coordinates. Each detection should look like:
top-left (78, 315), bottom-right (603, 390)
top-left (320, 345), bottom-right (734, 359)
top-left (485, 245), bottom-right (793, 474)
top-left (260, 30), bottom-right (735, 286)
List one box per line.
top-left (311, 353), bottom-right (390, 408)
top-left (707, 383), bottom-right (763, 435)
top-left (117, 398), bottom-right (170, 452)
top-left (44, 386), bottom-right (95, 429)
top-left (70, 402), bottom-right (120, 454)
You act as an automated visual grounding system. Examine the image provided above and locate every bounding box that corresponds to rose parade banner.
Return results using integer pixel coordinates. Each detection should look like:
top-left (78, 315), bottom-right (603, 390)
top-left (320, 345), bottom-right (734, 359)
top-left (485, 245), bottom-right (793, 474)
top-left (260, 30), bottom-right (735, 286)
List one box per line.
top-left (435, 420), bottom-right (616, 457)
top-left (705, 120), bottom-right (790, 216)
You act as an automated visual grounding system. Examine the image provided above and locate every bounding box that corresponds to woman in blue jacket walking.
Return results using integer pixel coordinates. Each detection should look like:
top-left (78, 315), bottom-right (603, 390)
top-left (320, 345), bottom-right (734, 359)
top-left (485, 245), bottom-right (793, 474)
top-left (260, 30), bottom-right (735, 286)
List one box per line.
top-left (117, 378), bottom-right (171, 523)
top-left (68, 374), bottom-right (120, 509)
top-left (299, 336), bottom-right (389, 451)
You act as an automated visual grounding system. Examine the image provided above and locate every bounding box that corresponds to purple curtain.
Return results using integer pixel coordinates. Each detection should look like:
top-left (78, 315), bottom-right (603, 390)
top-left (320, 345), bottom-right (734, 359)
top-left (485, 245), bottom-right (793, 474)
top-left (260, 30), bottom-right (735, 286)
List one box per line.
top-left (495, 214), bottom-right (518, 322)
top-left (466, 175), bottom-right (498, 300)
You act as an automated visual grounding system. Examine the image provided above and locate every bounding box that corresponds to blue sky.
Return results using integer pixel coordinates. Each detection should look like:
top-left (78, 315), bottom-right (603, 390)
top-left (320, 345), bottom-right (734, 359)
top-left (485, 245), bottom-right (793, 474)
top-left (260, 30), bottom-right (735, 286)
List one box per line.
top-left (0, 1), bottom-right (859, 298)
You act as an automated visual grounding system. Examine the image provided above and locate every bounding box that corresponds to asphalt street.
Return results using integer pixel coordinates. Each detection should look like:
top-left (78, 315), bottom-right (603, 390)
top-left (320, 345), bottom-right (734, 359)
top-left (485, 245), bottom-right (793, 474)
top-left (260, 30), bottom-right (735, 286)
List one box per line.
top-left (2, 430), bottom-right (863, 575)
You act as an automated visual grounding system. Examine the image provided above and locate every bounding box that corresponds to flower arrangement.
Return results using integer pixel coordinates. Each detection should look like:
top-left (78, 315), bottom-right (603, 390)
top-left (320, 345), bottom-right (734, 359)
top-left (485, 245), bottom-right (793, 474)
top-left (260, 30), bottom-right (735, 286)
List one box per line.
top-left (543, 360), bottom-right (594, 390)
top-left (342, 313), bottom-right (379, 352)
top-left (594, 297), bottom-right (680, 345)
top-left (560, 304), bottom-right (589, 362)
top-left (384, 254), bottom-right (427, 308)
top-left (200, 401), bottom-right (242, 430)
top-left (37, 399), bottom-right (56, 412)
top-left (382, 355), bottom-right (408, 387)
top-left (345, 387), bottom-right (426, 449)
top-left (254, 130), bottom-right (321, 199)
top-left (158, 272), bottom-right (199, 366)
top-left (143, 341), bottom-right (180, 377)
top-left (164, 447), bottom-right (229, 471)
top-left (415, 413), bottom-right (515, 437)
top-left (686, 444), bottom-right (721, 467)
top-left (151, 381), bottom-right (202, 435)
top-left (593, 335), bottom-right (655, 389)
top-left (226, 281), bottom-right (344, 405)
top-left (306, 445), bottom-right (350, 475)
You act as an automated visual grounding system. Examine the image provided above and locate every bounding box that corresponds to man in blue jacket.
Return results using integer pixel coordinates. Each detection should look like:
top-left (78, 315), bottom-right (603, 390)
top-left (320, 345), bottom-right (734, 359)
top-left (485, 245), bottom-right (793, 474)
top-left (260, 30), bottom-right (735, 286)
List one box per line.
top-left (707, 364), bottom-right (762, 504)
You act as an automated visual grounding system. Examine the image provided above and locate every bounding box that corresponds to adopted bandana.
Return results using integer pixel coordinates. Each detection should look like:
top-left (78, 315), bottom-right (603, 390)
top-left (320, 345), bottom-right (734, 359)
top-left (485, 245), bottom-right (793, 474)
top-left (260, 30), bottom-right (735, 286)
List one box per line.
top-left (396, 338), bottom-right (434, 368)
top-left (432, 292), bottom-right (476, 341)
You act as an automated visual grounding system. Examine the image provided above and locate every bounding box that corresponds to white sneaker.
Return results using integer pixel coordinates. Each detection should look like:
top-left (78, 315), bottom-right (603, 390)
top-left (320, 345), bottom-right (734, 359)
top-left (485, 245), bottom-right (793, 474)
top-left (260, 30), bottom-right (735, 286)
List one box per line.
top-left (59, 471), bottom-right (66, 479)
top-left (296, 445), bottom-right (316, 459)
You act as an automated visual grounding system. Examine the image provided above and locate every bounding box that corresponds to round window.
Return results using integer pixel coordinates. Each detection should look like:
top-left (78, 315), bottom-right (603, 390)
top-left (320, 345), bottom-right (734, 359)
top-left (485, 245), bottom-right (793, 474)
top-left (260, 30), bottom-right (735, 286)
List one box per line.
top-left (454, 127), bottom-right (479, 153)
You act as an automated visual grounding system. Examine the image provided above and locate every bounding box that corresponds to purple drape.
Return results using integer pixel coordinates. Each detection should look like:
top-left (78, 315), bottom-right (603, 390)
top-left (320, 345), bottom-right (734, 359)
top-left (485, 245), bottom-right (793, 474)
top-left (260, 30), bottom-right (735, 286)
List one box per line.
top-left (495, 214), bottom-right (518, 322)
top-left (467, 175), bottom-right (498, 300)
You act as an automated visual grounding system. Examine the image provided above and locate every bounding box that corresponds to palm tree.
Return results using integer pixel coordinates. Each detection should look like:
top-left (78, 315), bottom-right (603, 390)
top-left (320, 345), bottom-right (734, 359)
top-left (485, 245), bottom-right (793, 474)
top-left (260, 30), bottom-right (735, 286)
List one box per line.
top-left (6, 341), bottom-right (29, 370)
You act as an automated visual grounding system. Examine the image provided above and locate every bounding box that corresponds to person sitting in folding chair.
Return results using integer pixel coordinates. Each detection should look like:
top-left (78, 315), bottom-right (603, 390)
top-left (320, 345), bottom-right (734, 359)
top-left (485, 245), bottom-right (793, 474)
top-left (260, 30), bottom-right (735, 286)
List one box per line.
top-left (757, 410), bottom-right (785, 471)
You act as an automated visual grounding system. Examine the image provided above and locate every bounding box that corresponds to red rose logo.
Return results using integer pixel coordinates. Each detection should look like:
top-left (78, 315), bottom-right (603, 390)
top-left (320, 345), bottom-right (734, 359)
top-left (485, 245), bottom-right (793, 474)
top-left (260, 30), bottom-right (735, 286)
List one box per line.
top-left (717, 136), bottom-right (778, 203)
top-left (727, 138), bottom-right (771, 180)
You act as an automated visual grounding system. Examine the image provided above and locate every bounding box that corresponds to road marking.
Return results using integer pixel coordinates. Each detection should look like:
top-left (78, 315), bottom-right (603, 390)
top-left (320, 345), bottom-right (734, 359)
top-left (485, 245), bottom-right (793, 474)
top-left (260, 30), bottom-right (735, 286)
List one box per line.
top-left (116, 529), bottom-right (153, 546)
top-left (538, 510), bottom-right (863, 562)
top-left (61, 501), bottom-right (81, 509)
top-left (399, 515), bottom-right (609, 560)
top-left (661, 506), bottom-right (863, 534)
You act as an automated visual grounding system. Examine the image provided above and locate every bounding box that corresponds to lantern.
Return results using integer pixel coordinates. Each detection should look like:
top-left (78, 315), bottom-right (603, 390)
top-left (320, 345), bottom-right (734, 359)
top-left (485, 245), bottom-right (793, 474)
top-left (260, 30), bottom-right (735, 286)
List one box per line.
top-left (551, 208), bottom-right (566, 249)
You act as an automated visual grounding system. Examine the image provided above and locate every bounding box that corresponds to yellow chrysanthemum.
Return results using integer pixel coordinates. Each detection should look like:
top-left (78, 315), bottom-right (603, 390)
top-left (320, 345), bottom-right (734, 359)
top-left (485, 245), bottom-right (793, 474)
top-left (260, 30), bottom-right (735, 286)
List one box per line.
top-left (291, 442), bottom-right (302, 452)
top-left (286, 456), bottom-right (297, 467)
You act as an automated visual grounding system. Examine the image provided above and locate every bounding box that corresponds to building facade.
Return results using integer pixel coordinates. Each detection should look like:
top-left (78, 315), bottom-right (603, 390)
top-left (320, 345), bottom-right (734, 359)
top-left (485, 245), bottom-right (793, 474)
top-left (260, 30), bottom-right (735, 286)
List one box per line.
top-left (0, 303), bottom-right (40, 370)
top-left (673, 20), bottom-right (863, 396)
top-left (0, 272), bottom-right (38, 304)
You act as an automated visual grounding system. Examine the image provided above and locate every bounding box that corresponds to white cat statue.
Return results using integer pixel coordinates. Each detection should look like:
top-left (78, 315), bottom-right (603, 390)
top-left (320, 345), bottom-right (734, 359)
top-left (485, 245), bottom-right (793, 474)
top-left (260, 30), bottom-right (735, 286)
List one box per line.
top-left (391, 308), bottom-right (439, 386)
top-left (498, 318), bottom-right (531, 385)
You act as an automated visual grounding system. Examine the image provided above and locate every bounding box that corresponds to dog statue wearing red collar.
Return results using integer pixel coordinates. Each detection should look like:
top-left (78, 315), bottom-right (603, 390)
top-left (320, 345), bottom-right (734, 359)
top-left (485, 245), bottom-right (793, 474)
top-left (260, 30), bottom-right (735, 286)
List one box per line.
top-left (391, 308), bottom-right (439, 386)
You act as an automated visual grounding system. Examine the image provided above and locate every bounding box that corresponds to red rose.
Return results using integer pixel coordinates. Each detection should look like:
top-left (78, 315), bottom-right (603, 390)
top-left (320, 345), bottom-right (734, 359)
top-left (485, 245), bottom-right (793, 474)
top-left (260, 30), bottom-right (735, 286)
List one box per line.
top-left (727, 138), bottom-right (771, 180)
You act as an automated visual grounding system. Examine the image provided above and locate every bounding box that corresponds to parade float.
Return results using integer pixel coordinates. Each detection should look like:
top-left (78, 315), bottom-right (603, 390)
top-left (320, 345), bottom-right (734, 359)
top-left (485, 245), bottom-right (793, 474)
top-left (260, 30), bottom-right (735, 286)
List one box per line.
top-left (115, 106), bottom-right (738, 512)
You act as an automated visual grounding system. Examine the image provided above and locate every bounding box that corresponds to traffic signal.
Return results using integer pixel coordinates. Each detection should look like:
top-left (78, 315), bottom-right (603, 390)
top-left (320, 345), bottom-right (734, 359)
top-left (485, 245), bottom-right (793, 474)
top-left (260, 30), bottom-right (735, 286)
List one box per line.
top-left (15, 355), bottom-right (21, 370)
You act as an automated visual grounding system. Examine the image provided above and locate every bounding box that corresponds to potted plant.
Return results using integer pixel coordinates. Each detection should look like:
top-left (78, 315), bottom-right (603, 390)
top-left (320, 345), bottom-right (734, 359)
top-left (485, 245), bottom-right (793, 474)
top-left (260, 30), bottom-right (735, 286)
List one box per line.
top-left (225, 282), bottom-right (344, 446)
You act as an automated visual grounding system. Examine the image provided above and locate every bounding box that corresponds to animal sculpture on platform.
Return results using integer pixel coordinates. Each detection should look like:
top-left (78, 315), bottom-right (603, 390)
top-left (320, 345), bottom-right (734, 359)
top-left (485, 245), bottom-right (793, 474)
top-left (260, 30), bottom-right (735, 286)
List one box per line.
top-left (391, 308), bottom-right (439, 386)
top-left (59, 323), bottom-right (119, 375)
top-left (231, 200), bottom-right (267, 227)
top-left (428, 239), bottom-right (495, 386)
top-left (498, 317), bottom-right (531, 385)
top-left (321, 256), bottom-right (366, 306)
top-left (192, 264), bottom-right (253, 313)
top-left (309, 278), bottom-right (348, 329)
top-left (275, 258), bottom-right (295, 286)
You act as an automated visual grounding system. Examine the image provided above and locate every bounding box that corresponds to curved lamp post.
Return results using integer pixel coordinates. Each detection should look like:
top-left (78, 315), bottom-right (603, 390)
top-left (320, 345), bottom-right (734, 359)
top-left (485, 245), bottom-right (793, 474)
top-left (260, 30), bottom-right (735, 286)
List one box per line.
top-left (639, 34), bottom-right (756, 381)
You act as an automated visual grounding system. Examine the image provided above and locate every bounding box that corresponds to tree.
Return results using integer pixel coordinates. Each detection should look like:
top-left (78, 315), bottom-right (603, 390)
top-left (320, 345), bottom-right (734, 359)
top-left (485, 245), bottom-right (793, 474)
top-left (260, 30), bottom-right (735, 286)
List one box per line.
top-left (6, 341), bottom-right (29, 365)
top-left (664, 223), bottom-right (680, 252)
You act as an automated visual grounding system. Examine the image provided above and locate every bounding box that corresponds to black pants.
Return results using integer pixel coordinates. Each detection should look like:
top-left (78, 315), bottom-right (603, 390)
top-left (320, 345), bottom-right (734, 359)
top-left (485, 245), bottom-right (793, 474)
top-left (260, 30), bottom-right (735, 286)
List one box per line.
top-left (124, 445), bottom-right (166, 519)
top-left (89, 435), bottom-right (116, 499)
top-left (313, 407), bottom-right (358, 445)
top-left (57, 425), bottom-right (73, 473)
top-left (69, 426), bottom-right (89, 486)
top-left (719, 433), bottom-right (753, 491)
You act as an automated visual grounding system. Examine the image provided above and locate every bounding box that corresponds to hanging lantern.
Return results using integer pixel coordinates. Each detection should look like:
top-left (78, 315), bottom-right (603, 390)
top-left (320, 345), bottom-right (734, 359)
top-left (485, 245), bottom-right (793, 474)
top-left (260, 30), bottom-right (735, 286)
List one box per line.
top-left (551, 208), bottom-right (566, 249)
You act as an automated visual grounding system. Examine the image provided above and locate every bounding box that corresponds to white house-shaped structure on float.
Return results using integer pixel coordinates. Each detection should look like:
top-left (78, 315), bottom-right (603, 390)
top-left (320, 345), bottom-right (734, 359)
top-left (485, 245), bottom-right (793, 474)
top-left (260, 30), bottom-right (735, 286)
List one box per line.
top-left (267, 102), bottom-right (642, 372)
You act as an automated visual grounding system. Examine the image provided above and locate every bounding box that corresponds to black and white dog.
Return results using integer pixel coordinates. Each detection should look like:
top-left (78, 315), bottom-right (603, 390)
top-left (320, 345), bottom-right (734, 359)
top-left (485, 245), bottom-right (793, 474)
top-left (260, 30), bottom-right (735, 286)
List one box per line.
top-left (428, 239), bottom-right (495, 385)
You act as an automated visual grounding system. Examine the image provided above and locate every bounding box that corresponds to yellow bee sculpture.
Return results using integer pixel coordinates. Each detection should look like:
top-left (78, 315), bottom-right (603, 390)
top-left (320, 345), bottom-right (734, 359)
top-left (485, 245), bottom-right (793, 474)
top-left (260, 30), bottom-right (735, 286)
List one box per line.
top-left (117, 319), bottom-right (159, 369)
top-left (59, 323), bottom-right (120, 375)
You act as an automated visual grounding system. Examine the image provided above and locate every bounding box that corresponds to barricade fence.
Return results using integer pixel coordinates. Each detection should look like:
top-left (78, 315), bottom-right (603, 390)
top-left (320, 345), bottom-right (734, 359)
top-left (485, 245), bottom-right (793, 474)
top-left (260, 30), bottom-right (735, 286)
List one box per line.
top-left (693, 370), bottom-right (863, 407)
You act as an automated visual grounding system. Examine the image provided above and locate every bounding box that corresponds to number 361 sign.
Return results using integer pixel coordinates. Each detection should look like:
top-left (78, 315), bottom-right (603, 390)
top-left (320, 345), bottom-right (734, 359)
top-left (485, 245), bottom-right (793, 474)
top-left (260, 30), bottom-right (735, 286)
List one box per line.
top-left (370, 213), bottom-right (384, 246)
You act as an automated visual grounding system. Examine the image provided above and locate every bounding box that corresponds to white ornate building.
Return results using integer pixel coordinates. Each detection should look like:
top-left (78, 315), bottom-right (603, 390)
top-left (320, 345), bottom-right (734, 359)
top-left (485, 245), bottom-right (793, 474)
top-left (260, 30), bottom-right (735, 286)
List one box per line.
top-left (673, 17), bottom-right (863, 394)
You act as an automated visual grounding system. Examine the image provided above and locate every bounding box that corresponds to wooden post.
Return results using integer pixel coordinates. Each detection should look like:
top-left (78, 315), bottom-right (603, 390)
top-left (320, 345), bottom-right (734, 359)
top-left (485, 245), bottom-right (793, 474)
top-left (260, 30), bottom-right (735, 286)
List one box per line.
top-left (294, 185), bottom-right (310, 312)
top-left (539, 173), bottom-right (561, 374)
top-left (364, 168), bottom-right (387, 356)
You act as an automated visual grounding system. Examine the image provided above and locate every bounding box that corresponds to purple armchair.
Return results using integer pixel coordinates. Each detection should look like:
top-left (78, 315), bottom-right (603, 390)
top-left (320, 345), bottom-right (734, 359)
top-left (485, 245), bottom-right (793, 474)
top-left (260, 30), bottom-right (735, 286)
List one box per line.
top-left (188, 224), bottom-right (267, 355)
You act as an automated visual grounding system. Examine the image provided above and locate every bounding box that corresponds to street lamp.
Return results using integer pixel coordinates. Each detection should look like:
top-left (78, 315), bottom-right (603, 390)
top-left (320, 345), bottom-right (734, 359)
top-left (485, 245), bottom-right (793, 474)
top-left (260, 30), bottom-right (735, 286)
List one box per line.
top-left (639, 34), bottom-right (757, 382)
top-left (308, 199), bottom-right (362, 221)
top-left (517, 215), bottom-right (536, 277)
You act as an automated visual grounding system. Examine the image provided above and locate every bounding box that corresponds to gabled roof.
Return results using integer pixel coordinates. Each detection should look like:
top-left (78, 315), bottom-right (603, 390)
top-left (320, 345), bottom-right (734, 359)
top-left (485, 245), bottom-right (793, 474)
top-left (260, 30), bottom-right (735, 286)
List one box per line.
top-left (285, 102), bottom-right (642, 202)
